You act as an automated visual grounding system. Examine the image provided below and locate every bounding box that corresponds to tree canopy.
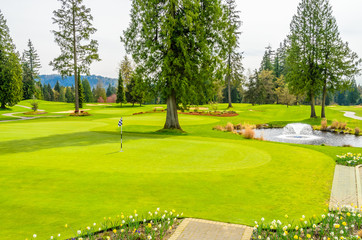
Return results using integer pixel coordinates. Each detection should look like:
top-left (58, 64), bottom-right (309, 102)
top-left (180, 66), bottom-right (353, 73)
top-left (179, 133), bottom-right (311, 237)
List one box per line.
top-left (0, 11), bottom-right (22, 109)
top-left (285, 0), bottom-right (361, 118)
top-left (50, 0), bottom-right (100, 111)
top-left (22, 39), bottom-right (41, 99)
top-left (122, 0), bottom-right (225, 129)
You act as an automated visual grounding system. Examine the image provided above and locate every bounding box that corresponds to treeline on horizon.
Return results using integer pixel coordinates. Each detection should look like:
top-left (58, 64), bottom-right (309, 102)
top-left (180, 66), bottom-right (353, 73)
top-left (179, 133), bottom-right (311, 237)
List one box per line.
top-left (1, 0), bottom-right (362, 118)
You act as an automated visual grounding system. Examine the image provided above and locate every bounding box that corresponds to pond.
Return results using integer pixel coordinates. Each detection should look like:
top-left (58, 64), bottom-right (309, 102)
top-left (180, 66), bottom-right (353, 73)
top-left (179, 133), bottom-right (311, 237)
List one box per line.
top-left (253, 123), bottom-right (362, 147)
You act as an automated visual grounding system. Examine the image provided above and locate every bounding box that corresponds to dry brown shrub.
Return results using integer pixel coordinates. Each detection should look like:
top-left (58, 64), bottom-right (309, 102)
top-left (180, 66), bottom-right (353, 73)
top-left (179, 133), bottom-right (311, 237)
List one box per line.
top-left (339, 122), bottom-right (347, 130)
top-left (235, 123), bottom-right (243, 130)
top-left (213, 125), bottom-right (225, 131)
top-left (243, 126), bottom-right (255, 139)
top-left (225, 122), bottom-right (234, 132)
top-left (321, 119), bottom-right (328, 130)
top-left (355, 127), bottom-right (360, 135)
top-left (330, 120), bottom-right (339, 129)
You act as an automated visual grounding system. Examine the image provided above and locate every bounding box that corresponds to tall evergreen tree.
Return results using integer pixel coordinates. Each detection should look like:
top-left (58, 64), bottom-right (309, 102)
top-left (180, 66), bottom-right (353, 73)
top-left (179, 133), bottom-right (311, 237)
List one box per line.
top-left (54, 80), bottom-right (61, 93)
top-left (122, 0), bottom-right (225, 130)
top-left (318, 0), bottom-right (361, 117)
top-left (260, 45), bottom-right (274, 72)
top-left (50, 0), bottom-right (100, 112)
top-left (42, 83), bottom-right (50, 100)
top-left (65, 86), bottom-right (74, 103)
top-left (286, 0), bottom-right (361, 118)
top-left (21, 39), bottom-right (41, 99)
top-left (244, 70), bottom-right (258, 105)
top-left (223, 0), bottom-right (243, 108)
top-left (116, 68), bottom-right (126, 106)
top-left (93, 80), bottom-right (106, 102)
top-left (106, 83), bottom-right (112, 97)
top-left (78, 73), bottom-right (84, 108)
top-left (286, 0), bottom-right (326, 118)
top-left (48, 83), bottom-right (54, 101)
top-left (120, 56), bottom-right (133, 85)
top-left (59, 86), bottom-right (66, 102)
top-left (82, 78), bottom-right (93, 102)
top-left (34, 81), bottom-right (43, 100)
top-left (125, 75), bottom-right (136, 106)
top-left (0, 11), bottom-right (22, 108)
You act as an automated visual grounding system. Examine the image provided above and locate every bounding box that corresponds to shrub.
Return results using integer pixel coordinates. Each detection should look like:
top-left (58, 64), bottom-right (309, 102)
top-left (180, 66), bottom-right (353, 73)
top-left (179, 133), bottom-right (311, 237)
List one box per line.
top-left (321, 119), bottom-right (328, 130)
top-left (243, 125), bottom-right (255, 139)
top-left (107, 94), bottom-right (117, 103)
top-left (339, 122), bottom-right (347, 130)
top-left (98, 96), bottom-right (105, 103)
top-left (225, 122), bottom-right (234, 132)
top-left (235, 123), bottom-right (243, 130)
top-left (213, 125), bottom-right (225, 131)
top-left (210, 101), bottom-right (218, 111)
top-left (30, 96), bottom-right (39, 112)
top-left (355, 127), bottom-right (360, 135)
top-left (330, 120), bottom-right (339, 129)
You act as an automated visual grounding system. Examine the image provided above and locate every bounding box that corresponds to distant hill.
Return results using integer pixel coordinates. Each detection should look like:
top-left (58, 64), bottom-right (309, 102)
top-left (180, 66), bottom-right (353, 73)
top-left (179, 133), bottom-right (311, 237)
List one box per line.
top-left (39, 74), bottom-right (117, 89)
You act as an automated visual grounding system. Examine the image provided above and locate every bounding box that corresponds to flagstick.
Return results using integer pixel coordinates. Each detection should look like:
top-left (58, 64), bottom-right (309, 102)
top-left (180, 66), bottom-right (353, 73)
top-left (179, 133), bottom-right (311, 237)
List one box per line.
top-left (120, 124), bottom-right (123, 152)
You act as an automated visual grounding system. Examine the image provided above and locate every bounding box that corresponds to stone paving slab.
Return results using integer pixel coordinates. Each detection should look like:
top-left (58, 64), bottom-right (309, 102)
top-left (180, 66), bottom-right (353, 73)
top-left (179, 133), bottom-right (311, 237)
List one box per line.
top-left (358, 165), bottom-right (362, 208)
top-left (329, 165), bottom-right (357, 209)
top-left (169, 218), bottom-right (253, 240)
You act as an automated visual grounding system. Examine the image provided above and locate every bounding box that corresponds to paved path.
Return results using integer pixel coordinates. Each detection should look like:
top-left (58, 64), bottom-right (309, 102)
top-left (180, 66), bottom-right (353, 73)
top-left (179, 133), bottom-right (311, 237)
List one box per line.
top-left (0, 112), bottom-right (39, 122)
top-left (169, 218), bottom-right (253, 240)
top-left (16, 105), bottom-right (45, 112)
top-left (0, 105), bottom-right (58, 123)
top-left (329, 165), bottom-right (357, 208)
top-left (329, 165), bottom-right (362, 209)
top-left (343, 111), bottom-right (362, 120)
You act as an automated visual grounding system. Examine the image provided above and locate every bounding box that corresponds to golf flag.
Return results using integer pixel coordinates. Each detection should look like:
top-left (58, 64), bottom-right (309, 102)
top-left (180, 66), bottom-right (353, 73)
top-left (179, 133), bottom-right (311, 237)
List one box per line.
top-left (118, 117), bottom-right (123, 152)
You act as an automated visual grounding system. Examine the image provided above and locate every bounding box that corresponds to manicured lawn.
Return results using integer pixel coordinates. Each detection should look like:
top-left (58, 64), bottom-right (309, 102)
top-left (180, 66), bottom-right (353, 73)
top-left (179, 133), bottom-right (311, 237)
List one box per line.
top-left (0, 101), bottom-right (360, 239)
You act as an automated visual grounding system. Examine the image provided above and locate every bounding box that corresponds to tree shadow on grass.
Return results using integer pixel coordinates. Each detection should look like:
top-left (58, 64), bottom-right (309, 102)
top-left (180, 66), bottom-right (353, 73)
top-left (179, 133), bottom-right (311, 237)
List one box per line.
top-left (0, 131), bottom-right (173, 155)
top-left (104, 105), bottom-right (145, 109)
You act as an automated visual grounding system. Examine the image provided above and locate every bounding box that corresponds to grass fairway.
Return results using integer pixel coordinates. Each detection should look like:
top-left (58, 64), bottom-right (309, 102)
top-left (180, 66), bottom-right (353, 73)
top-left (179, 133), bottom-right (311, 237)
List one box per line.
top-left (0, 101), bottom-right (360, 239)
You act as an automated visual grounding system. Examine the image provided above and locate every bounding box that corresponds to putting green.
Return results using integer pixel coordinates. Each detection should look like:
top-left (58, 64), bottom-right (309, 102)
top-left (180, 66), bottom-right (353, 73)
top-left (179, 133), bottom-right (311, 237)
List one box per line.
top-left (105, 137), bottom-right (272, 173)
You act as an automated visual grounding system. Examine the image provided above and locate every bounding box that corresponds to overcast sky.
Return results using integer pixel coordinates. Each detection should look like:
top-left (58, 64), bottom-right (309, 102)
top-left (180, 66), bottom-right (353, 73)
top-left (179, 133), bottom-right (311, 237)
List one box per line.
top-left (1, 0), bottom-right (361, 84)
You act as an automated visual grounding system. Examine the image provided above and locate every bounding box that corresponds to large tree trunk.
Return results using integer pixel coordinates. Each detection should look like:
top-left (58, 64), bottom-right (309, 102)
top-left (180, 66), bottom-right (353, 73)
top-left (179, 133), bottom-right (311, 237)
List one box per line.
top-left (321, 80), bottom-right (327, 118)
top-left (164, 91), bottom-right (181, 130)
top-left (227, 53), bottom-right (232, 108)
top-left (310, 91), bottom-right (317, 118)
top-left (72, 4), bottom-right (79, 112)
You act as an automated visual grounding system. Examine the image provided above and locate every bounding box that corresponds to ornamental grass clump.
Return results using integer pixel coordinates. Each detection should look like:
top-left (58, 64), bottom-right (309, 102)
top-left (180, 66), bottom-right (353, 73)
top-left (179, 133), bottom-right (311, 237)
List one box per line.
top-left (336, 153), bottom-right (362, 166)
top-left (252, 205), bottom-right (362, 240)
top-left (213, 125), bottom-right (225, 131)
top-left (330, 120), bottom-right (339, 129)
top-left (243, 125), bottom-right (255, 139)
top-left (355, 127), bottom-right (360, 136)
top-left (321, 119), bottom-right (328, 130)
top-left (225, 122), bottom-right (234, 132)
top-left (339, 122), bottom-right (347, 130)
